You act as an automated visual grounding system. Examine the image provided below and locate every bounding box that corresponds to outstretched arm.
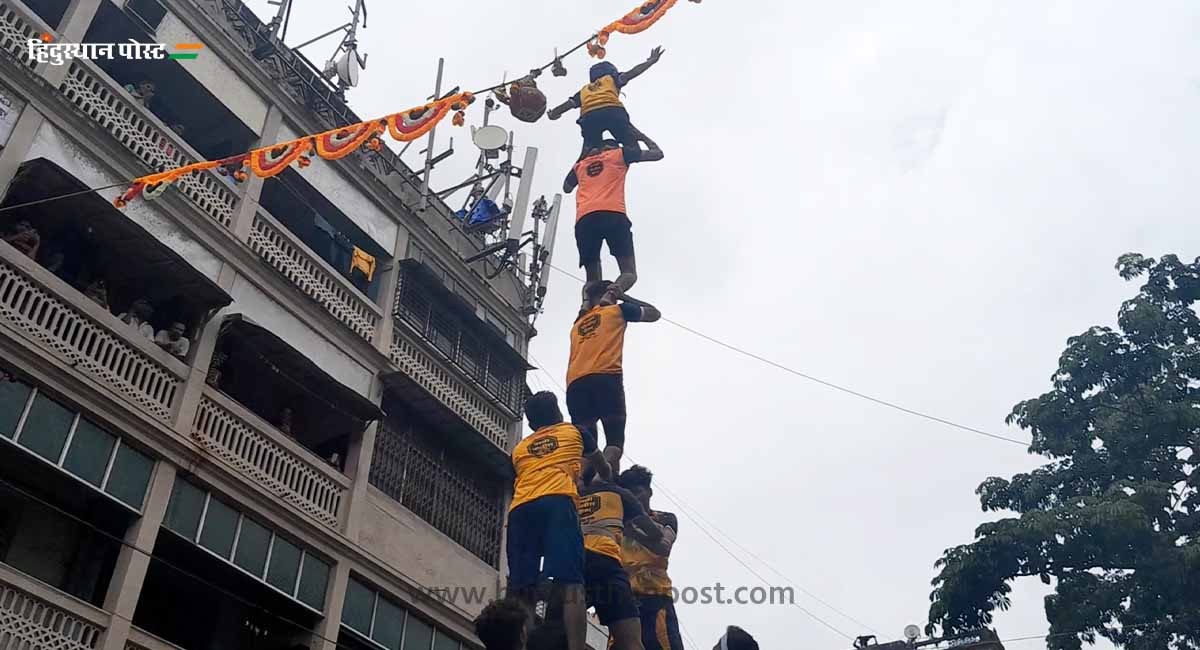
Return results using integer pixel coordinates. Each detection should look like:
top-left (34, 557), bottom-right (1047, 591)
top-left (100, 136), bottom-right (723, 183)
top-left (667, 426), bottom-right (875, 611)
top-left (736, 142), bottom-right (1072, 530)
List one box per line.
top-left (619, 46), bottom-right (665, 86)
top-left (547, 94), bottom-right (580, 121)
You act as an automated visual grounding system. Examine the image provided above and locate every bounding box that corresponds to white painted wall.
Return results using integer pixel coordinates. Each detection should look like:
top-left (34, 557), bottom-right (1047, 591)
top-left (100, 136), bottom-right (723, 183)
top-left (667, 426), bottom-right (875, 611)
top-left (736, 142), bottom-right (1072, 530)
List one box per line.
top-left (227, 274), bottom-right (374, 397)
top-left (26, 121), bottom-right (224, 281)
top-left (277, 122), bottom-right (399, 254)
top-left (155, 12), bottom-right (269, 135)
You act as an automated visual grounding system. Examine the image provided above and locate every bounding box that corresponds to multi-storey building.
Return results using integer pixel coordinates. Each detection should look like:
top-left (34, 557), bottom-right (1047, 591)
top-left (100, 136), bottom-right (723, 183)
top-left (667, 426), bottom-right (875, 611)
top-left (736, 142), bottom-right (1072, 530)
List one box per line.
top-left (0, 1), bottom-right (605, 649)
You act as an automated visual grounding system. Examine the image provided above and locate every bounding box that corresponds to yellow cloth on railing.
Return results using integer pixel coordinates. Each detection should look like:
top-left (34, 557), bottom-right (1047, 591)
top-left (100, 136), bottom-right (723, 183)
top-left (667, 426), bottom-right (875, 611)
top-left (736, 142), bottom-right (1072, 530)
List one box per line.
top-left (351, 247), bottom-right (376, 282)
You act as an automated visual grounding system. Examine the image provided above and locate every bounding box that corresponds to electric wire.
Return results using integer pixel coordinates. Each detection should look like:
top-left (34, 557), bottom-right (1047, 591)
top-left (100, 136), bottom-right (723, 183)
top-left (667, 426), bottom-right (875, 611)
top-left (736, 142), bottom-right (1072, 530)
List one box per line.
top-left (546, 263), bottom-right (1029, 448)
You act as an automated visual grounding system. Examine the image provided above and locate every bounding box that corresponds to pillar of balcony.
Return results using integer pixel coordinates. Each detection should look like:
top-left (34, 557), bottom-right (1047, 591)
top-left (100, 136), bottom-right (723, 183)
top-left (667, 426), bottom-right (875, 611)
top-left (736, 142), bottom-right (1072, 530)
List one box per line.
top-left (96, 461), bottom-right (179, 650)
top-left (232, 105), bottom-right (284, 242)
top-left (36, 0), bottom-right (104, 86)
top-left (0, 104), bottom-right (44, 202)
top-left (340, 374), bottom-right (383, 540)
top-left (308, 562), bottom-right (351, 650)
top-left (372, 225), bottom-right (409, 357)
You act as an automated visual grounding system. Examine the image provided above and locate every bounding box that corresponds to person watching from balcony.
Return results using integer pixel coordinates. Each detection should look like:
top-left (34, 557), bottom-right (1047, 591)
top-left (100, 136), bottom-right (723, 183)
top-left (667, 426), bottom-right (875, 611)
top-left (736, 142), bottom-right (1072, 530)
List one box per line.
top-left (118, 298), bottom-right (155, 340)
top-left (714, 626), bottom-right (759, 650)
top-left (509, 391), bottom-right (610, 650)
top-left (83, 279), bottom-right (109, 310)
top-left (562, 131), bottom-right (664, 308)
top-left (125, 81), bottom-right (156, 109)
top-left (575, 472), bottom-right (664, 650)
top-left (276, 407), bottom-right (295, 436)
top-left (474, 597), bottom-right (530, 650)
top-left (618, 465), bottom-right (683, 650)
top-left (154, 322), bottom-right (191, 359)
top-left (4, 220), bottom-right (40, 259)
top-left (567, 281), bottom-right (661, 475)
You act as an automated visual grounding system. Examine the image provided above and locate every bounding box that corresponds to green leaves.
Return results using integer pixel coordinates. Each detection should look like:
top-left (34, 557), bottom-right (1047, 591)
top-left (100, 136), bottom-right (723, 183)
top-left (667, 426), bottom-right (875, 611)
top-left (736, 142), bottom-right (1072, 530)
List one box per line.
top-left (928, 254), bottom-right (1200, 650)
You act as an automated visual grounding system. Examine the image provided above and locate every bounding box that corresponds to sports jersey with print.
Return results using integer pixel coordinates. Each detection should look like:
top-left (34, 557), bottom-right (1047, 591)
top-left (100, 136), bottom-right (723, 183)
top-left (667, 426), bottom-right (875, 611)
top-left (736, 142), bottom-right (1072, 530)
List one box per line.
top-left (573, 149), bottom-right (630, 219)
top-left (575, 480), bottom-right (646, 561)
top-left (621, 510), bottom-right (678, 596)
top-left (510, 422), bottom-right (596, 511)
top-left (567, 303), bottom-right (644, 386)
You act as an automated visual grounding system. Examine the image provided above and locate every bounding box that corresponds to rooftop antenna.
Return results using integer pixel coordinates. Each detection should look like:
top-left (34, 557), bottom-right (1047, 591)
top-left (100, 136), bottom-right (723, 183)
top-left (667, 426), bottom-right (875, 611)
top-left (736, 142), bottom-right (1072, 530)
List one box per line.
top-left (288, 0), bottom-right (369, 92)
top-left (265, 0), bottom-right (293, 40)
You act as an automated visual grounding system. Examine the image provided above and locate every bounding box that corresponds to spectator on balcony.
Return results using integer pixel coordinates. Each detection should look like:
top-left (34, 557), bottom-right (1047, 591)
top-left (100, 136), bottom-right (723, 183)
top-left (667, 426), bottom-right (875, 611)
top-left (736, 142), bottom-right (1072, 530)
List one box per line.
top-left (277, 407), bottom-right (295, 436)
top-left (4, 220), bottom-right (40, 259)
top-left (125, 81), bottom-right (157, 109)
top-left (83, 279), bottom-right (109, 310)
top-left (155, 322), bottom-right (191, 359)
top-left (474, 597), bottom-right (530, 650)
top-left (118, 299), bottom-right (155, 340)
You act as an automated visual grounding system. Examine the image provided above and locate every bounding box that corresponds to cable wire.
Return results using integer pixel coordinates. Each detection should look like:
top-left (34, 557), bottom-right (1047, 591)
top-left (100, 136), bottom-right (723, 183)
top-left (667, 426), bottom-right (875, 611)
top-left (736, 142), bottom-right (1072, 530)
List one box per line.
top-left (546, 263), bottom-right (1029, 448)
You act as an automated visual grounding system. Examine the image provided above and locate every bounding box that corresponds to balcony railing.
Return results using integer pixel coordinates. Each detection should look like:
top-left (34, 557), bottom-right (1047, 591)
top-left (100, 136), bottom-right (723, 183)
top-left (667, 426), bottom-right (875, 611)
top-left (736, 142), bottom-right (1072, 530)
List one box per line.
top-left (125, 624), bottom-right (187, 650)
top-left (0, 242), bottom-right (187, 423)
top-left (0, 562), bottom-right (108, 650)
top-left (248, 210), bottom-right (381, 343)
top-left (0, 1), bottom-right (44, 73)
top-left (57, 58), bottom-right (239, 229)
top-left (191, 388), bottom-right (349, 528)
top-left (388, 330), bottom-right (510, 450)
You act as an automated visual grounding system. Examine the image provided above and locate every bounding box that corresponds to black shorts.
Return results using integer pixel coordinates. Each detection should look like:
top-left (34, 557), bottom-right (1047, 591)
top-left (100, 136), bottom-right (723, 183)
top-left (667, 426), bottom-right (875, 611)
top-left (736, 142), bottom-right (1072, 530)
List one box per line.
top-left (576, 211), bottom-right (634, 268)
top-left (584, 551), bottom-right (639, 625)
top-left (506, 496), bottom-right (585, 590)
top-left (578, 106), bottom-right (641, 162)
top-left (637, 594), bottom-right (684, 650)
top-left (566, 373), bottom-right (626, 422)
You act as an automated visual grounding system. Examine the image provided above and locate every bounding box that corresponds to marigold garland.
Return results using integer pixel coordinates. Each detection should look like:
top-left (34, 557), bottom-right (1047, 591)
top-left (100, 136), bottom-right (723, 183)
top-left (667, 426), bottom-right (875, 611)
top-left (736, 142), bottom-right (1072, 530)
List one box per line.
top-left (109, 0), bottom-right (696, 209)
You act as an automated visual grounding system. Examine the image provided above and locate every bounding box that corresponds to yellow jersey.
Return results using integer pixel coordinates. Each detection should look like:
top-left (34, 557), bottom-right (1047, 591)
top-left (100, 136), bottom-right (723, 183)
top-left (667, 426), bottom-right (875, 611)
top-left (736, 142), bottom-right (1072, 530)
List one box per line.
top-left (510, 423), bottom-right (594, 511)
top-left (577, 75), bottom-right (623, 115)
top-left (576, 481), bottom-right (646, 561)
top-left (621, 510), bottom-right (677, 596)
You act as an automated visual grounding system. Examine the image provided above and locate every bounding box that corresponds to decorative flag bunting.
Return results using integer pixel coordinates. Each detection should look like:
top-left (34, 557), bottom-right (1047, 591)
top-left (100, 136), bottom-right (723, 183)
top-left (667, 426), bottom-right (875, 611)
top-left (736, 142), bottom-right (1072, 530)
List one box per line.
top-left (114, 0), bottom-right (700, 210)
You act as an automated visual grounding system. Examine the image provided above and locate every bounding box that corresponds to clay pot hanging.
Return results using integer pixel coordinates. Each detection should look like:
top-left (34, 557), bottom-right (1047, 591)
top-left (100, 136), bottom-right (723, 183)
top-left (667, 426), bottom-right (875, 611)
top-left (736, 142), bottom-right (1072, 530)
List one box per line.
top-left (506, 79), bottom-right (547, 123)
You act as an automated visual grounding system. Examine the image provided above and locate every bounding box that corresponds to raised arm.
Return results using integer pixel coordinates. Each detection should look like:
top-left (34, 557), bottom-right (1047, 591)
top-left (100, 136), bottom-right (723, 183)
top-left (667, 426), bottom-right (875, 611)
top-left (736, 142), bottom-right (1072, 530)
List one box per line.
top-left (547, 94), bottom-right (580, 121)
top-left (564, 168), bottom-right (579, 194)
top-left (619, 46), bottom-right (664, 86)
top-left (620, 296), bottom-right (662, 323)
top-left (627, 127), bottom-right (664, 164)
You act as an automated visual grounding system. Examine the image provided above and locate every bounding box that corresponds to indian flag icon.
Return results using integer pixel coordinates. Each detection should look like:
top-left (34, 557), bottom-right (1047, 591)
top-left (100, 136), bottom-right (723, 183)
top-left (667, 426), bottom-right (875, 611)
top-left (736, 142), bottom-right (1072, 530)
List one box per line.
top-left (168, 43), bottom-right (203, 60)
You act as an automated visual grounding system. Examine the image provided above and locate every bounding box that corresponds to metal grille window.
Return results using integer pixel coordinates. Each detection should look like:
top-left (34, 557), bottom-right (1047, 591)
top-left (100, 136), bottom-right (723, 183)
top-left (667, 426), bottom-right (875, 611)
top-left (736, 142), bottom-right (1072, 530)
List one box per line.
top-left (340, 576), bottom-right (463, 650)
top-left (368, 421), bottom-right (503, 568)
top-left (0, 379), bottom-right (154, 510)
top-left (163, 477), bottom-right (333, 611)
top-left (393, 264), bottom-right (526, 412)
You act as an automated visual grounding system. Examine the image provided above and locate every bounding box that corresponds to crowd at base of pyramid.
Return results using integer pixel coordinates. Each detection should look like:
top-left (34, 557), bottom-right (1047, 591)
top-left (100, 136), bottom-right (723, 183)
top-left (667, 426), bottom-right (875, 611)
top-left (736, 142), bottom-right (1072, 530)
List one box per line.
top-left (471, 53), bottom-right (762, 650)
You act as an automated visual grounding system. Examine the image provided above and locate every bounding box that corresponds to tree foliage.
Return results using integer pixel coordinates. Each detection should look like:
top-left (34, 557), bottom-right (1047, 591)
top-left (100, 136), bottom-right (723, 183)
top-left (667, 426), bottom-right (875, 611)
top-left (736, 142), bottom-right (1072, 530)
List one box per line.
top-left (927, 254), bottom-right (1200, 650)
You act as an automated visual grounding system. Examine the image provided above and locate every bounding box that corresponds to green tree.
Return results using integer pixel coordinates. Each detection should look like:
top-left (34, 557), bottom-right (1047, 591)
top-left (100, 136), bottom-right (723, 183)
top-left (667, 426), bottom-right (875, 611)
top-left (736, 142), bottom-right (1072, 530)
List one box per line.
top-left (927, 254), bottom-right (1200, 650)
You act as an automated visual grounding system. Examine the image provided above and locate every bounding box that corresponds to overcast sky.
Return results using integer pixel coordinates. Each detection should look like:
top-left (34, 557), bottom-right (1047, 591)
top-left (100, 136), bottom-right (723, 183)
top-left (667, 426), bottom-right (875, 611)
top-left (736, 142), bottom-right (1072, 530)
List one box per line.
top-left (246, 1), bottom-right (1200, 648)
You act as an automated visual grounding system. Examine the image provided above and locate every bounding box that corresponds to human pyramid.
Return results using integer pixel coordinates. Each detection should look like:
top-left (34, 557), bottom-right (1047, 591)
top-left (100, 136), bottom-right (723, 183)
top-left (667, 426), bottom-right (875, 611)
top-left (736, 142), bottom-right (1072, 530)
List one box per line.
top-left (474, 52), bottom-right (759, 650)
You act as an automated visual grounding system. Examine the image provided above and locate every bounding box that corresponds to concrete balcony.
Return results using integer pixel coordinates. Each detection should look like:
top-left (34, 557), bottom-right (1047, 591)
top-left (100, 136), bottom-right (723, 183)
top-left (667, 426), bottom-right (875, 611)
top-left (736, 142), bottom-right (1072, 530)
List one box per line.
top-left (0, 241), bottom-right (188, 424)
top-left (125, 626), bottom-right (187, 650)
top-left (248, 209), bottom-right (381, 343)
top-left (191, 387), bottom-right (351, 529)
top-left (0, 562), bottom-right (109, 650)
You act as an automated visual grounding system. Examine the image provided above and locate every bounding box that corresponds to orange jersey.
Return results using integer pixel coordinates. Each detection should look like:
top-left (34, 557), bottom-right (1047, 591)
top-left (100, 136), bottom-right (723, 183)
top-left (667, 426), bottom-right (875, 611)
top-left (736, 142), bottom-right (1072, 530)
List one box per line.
top-left (567, 304), bottom-right (630, 386)
top-left (574, 149), bottom-right (629, 220)
top-left (510, 423), bottom-right (588, 511)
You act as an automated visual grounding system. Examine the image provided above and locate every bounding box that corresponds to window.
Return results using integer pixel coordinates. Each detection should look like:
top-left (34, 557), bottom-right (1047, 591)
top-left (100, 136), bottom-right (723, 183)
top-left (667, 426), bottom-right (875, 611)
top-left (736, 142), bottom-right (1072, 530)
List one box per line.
top-left (341, 578), bottom-right (461, 650)
top-left (164, 478), bottom-right (333, 611)
top-left (2, 381), bottom-right (155, 509)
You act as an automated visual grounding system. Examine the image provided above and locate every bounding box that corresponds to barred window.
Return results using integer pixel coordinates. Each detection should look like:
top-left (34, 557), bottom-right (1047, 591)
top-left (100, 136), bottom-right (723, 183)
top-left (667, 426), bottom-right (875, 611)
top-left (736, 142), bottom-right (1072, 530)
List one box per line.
top-left (369, 419), bottom-right (504, 568)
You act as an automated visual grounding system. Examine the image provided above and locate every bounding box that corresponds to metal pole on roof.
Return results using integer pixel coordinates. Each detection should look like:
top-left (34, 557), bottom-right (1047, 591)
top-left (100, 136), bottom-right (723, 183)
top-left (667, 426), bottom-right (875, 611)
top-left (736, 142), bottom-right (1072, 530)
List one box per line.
top-left (420, 58), bottom-right (445, 208)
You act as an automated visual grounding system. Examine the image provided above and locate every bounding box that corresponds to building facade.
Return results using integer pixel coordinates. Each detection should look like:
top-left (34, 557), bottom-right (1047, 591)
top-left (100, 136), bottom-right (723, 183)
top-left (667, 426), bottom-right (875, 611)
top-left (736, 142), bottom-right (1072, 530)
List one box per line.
top-left (0, 1), bottom-right (570, 649)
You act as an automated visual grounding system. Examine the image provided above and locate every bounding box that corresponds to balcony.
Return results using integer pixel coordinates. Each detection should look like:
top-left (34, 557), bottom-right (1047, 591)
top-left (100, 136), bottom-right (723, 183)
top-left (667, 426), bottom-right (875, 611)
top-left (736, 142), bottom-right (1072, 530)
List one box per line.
top-left (196, 315), bottom-right (381, 528)
top-left (0, 563), bottom-right (109, 650)
top-left (0, 158), bottom-right (231, 423)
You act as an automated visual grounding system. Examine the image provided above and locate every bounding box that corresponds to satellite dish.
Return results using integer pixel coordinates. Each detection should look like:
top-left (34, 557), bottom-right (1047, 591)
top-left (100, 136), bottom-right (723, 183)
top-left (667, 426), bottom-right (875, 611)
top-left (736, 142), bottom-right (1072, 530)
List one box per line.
top-left (903, 625), bottom-right (921, 642)
top-left (471, 125), bottom-right (508, 152)
top-left (334, 46), bottom-right (361, 87)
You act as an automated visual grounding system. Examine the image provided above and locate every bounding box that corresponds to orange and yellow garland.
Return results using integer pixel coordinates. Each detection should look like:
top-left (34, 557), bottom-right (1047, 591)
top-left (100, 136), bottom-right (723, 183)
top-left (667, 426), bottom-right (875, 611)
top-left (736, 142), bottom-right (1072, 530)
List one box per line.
top-left (116, 92), bottom-right (474, 208)
top-left (115, 0), bottom-right (701, 208)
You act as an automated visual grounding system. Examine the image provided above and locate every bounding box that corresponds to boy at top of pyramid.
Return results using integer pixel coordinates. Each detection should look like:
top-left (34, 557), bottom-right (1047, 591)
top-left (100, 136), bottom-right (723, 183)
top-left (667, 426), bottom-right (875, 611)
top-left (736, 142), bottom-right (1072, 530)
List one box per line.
top-left (548, 47), bottom-right (666, 165)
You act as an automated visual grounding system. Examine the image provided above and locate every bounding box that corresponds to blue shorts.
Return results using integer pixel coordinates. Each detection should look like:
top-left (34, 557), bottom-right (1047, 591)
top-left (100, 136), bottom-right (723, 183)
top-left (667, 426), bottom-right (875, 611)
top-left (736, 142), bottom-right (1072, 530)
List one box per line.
top-left (506, 495), bottom-right (585, 589)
